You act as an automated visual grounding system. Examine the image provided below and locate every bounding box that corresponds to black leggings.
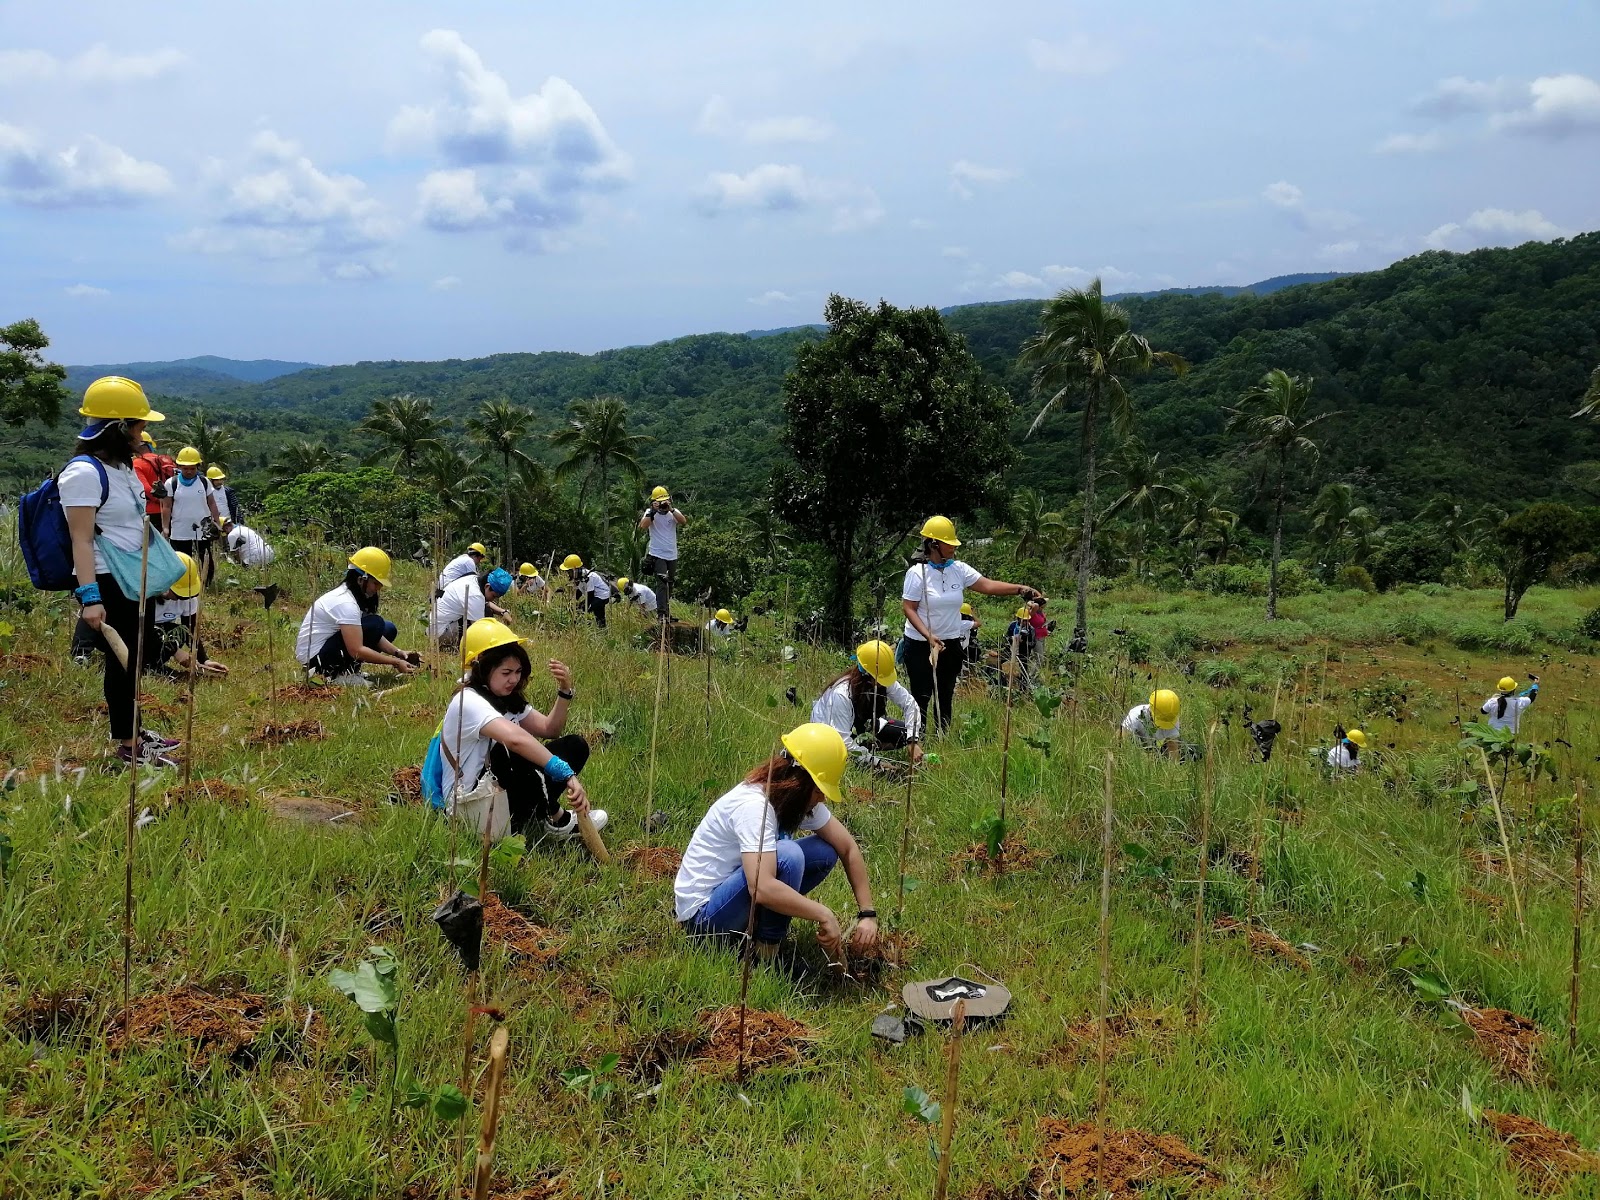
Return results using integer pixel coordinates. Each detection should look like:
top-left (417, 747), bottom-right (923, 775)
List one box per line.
top-left (93, 572), bottom-right (160, 741)
top-left (643, 554), bottom-right (675, 620)
top-left (488, 734), bottom-right (591, 833)
top-left (307, 614), bottom-right (397, 675)
top-left (901, 636), bottom-right (963, 734)
top-left (586, 594), bottom-right (608, 628)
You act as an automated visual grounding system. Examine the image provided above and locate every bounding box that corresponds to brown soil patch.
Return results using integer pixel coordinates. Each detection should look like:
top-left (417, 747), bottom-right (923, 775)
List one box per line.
top-left (953, 839), bottom-right (1050, 874)
top-left (5, 991), bottom-right (95, 1041)
top-left (1465, 848), bottom-right (1509, 878)
top-left (1213, 915), bottom-right (1311, 971)
top-left (400, 1175), bottom-right (571, 1200)
top-left (268, 793), bottom-right (357, 824)
top-left (94, 695), bottom-right (183, 722)
top-left (162, 777), bottom-right (249, 808)
top-left (0, 652), bottom-right (52, 671)
top-left (107, 985), bottom-right (266, 1058)
top-left (1461, 886), bottom-right (1505, 917)
top-left (1481, 1110), bottom-right (1600, 1182)
top-left (630, 1007), bottom-right (817, 1079)
top-left (620, 846), bottom-right (682, 878)
top-left (1052, 1009), bottom-right (1172, 1063)
top-left (206, 621), bottom-right (249, 650)
top-left (482, 896), bottom-right (562, 965)
top-left (391, 765), bottom-right (423, 801)
top-left (248, 719), bottom-right (325, 746)
top-left (1462, 1007), bottom-right (1542, 1083)
top-left (849, 928), bottom-right (922, 970)
top-left (981, 1117), bottom-right (1220, 1198)
top-left (279, 683), bottom-right (342, 702)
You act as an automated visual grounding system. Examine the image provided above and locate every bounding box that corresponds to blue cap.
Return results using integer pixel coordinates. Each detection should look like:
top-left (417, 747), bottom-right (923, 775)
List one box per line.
top-left (78, 417), bottom-right (117, 440)
top-left (485, 568), bottom-right (514, 596)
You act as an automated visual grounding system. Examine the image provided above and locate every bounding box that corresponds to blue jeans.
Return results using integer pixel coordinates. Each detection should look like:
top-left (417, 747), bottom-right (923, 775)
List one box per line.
top-left (686, 835), bottom-right (839, 945)
top-left (309, 614), bottom-right (397, 675)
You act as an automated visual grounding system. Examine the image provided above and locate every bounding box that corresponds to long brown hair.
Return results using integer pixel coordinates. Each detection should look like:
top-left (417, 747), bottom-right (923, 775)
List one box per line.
top-left (742, 754), bottom-right (821, 832)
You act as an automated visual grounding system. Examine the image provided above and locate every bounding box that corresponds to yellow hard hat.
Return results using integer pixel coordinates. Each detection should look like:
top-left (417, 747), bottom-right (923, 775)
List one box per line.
top-left (616, 577), bottom-right (630, 591)
top-left (780, 722), bottom-right (848, 804)
top-left (855, 640), bottom-right (897, 687)
top-left (462, 617), bottom-right (529, 668)
top-left (170, 552), bottom-right (202, 599)
top-left (1346, 729), bottom-right (1368, 749)
top-left (518, 562), bottom-right (537, 577)
top-left (561, 553), bottom-right (583, 570)
top-left (141, 431), bottom-right (156, 448)
top-left (467, 542), bottom-right (488, 557)
top-left (206, 465), bottom-right (226, 481)
top-left (920, 515), bottom-right (960, 546)
top-left (347, 546), bottom-right (393, 588)
top-left (715, 608), bottom-right (732, 623)
top-left (1150, 688), bottom-right (1181, 729)
top-left (1016, 606), bottom-right (1030, 620)
top-left (960, 602), bottom-right (973, 616)
top-left (650, 485), bottom-right (670, 501)
top-left (175, 446), bottom-right (203, 467)
top-left (80, 375), bottom-right (165, 423)
top-left (1497, 676), bottom-right (1517, 693)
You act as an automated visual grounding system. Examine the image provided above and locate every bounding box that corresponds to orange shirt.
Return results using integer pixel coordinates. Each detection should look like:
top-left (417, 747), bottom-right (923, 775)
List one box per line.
top-left (132, 453), bottom-right (167, 517)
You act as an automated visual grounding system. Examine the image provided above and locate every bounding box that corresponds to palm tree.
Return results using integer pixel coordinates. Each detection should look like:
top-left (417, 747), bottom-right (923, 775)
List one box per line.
top-left (1226, 369), bottom-right (1335, 619)
top-left (1307, 483), bottom-right (1379, 577)
top-left (421, 444), bottom-right (497, 541)
top-left (357, 394), bottom-right (445, 472)
top-left (168, 407), bottom-right (242, 470)
top-left (994, 487), bottom-right (1069, 563)
top-left (1100, 440), bottom-right (1176, 579)
top-left (745, 497), bottom-right (792, 572)
top-left (1169, 474), bottom-right (1237, 575)
top-left (1019, 279), bottom-right (1187, 650)
top-left (466, 396), bottom-right (537, 563)
top-left (269, 440), bottom-right (347, 487)
top-left (549, 395), bottom-right (650, 560)
top-left (1573, 365), bottom-right (1600, 421)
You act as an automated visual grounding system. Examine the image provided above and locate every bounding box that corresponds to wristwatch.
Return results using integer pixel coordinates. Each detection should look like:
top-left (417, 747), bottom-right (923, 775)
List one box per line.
top-left (557, 689), bottom-right (575, 701)
top-left (857, 909), bottom-right (877, 920)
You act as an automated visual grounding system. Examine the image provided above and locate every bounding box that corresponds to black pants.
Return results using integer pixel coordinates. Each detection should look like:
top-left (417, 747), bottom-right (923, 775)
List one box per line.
top-left (488, 734), bottom-right (591, 833)
top-left (93, 572), bottom-right (160, 741)
top-left (861, 718), bottom-right (909, 748)
top-left (901, 636), bottom-right (962, 734)
top-left (307, 614), bottom-right (397, 675)
top-left (586, 594), bottom-right (608, 628)
top-left (643, 554), bottom-right (676, 621)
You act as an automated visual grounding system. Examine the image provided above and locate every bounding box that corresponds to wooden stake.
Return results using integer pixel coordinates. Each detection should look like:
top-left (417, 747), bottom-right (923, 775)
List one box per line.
top-left (122, 516), bottom-right (152, 1011)
top-left (703, 600), bottom-right (713, 739)
top-left (642, 622), bottom-right (669, 846)
top-left (996, 630), bottom-right (1020, 872)
top-left (1248, 769), bottom-right (1269, 921)
top-left (458, 815), bottom-right (494, 1173)
top-left (471, 1026), bottom-right (511, 1200)
top-left (896, 752), bottom-right (916, 922)
top-left (1571, 779), bottom-right (1586, 1057)
top-left (736, 746), bottom-right (777, 1085)
top-left (576, 810), bottom-right (612, 865)
top-left (932, 998), bottom-right (966, 1200)
top-left (181, 582), bottom-right (204, 801)
top-left (1478, 747), bottom-right (1526, 934)
top-left (1095, 750), bottom-right (1116, 1200)
top-left (1189, 724), bottom-right (1216, 1025)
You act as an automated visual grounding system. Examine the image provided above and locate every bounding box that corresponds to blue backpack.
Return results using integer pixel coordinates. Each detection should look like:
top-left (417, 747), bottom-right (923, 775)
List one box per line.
top-left (18, 455), bottom-right (108, 591)
top-left (420, 719), bottom-right (448, 810)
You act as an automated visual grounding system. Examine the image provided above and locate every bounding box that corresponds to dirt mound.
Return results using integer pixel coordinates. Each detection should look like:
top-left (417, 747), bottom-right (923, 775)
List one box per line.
top-left (953, 839), bottom-right (1050, 874)
top-left (482, 896), bottom-right (562, 965)
top-left (279, 684), bottom-right (342, 702)
top-left (1461, 886), bottom-right (1505, 916)
top-left (0, 652), bottom-right (53, 671)
top-left (1213, 915), bottom-right (1310, 970)
top-left (206, 621), bottom-right (250, 650)
top-left (1465, 848), bottom-right (1509, 878)
top-left (5, 991), bottom-right (95, 1042)
top-left (849, 928), bottom-right (921, 970)
top-left (248, 719), bottom-right (326, 746)
top-left (1462, 1007), bottom-right (1542, 1082)
top-left (391, 765), bottom-right (423, 801)
top-left (1052, 1010), bottom-right (1172, 1063)
top-left (162, 777), bottom-right (249, 808)
top-left (108, 985), bottom-right (267, 1058)
top-left (400, 1175), bottom-right (570, 1199)
top-left (620, 846), bottom-right (682, 878)
top-left (1481, 1110), bottom-right (1600, 1182)
top-left (628, 1007), bottom-right (817, 1080)
top-left (983, 1118), bottom-right (1219, 1198)
top-left (268, 793), bottom-right (357, 824)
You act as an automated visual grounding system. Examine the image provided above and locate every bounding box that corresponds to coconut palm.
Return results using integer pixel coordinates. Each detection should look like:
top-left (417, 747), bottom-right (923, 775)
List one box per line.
top-left (268, 440), bottom-right (347, 487)
top-left (1169, 474), bottom-right (1237, 575)
top-left (1019, 278), bottom-right (1187, 650)
top-left (549, 395), bottom-right (650, 560)
top-left (1307, 483), bottom-right (1380, 577)
top-left (1226, 369), bottom-right (1335, 619)
top-left (1100, 440), bottom-right (1177, 579)
top-left (167, 407), bottom-right (242, 471)
top-left (994, 487), bottom-right (1069, 563)
top-left (357, 394), bottom-right (445, 472)
top-left (421, 444), bottom-right (497, 540)
top-left (745, 498), bottom-right (792, 572)
top-left (1573, 364), bottom-right (1600, 421)
top-left (466, 396), bottom-right (538, 563)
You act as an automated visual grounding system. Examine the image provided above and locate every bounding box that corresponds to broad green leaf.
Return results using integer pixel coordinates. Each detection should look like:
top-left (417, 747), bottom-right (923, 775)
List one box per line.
top-left (597, 1053), bottom-right (620, 1075)
top-left (903, 1086), bottom-right (929, 1115)
top-left (363, 1010), bottom-right (398, 1047)
top-left (432, 1084), bottom-right (468, 1121)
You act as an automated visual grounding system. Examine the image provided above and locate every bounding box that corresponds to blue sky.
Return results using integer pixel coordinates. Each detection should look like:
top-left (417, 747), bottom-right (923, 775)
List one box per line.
top-left (3, 0), bottom-right (1596, 365)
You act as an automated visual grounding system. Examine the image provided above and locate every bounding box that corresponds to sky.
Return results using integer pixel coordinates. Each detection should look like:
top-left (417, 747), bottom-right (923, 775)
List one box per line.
top-left (3, 0), bottom-right (1598, 366)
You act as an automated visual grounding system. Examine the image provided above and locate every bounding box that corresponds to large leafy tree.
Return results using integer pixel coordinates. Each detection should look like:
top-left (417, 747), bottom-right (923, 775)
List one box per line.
top-left (1494, 503), bottom-right (1593, 620)
top-left (168, 407), bottom-right (243, 470)
top-left (1226, 369), bottom-right (1333, 619)
top-left (774, 294), bottom-right (1014, 643)
top-left (1019, 279), bottom-right (1186, 649)
top-left (549, 395), bottom-right (649, 562)
top-left (357, 393), bottom-right (445, 472)
top-left (467, 396), bottom-right (537, 564)
top-left (0, 318), bottom-right (68, 430)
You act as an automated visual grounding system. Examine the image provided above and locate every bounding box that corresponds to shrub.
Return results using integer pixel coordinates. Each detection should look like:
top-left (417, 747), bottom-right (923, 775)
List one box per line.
top-left (1450, 619), bottom-right (1536, 654)
top-left (1386, 612), bottom-right (1442, 645)
top-left (1161, 622), bottom-right (1204, 662)
top-left (1197, 658), bottom-right (1240, 688)
top-left (1580, 606), bottom-right (1600, 642)
top-left (1333, 565), bottom-right (1376, 593)
top-left (1193, 559), bottom-right (1316, 599)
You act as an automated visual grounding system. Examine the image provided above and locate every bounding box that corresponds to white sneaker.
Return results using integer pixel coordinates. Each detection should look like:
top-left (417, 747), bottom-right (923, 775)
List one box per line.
top-left (544, 809), bottom-right (608, 839)
top-left (329, 672), bottom-right (372, 688)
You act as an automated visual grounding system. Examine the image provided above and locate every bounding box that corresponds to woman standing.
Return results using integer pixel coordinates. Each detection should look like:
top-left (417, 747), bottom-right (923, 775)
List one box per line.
top-left (436, 618), bottom-right (603, 840)
top-left (294, 547), bottom-right (420, 685)
top-left (168, 446), bottom-right (229, 584)
top-left (1481, 674), bottom-right (1539, 733)
top-left (901, 515), bottom-right (1043, 734)
top-left (810, 640), bottom-right (924, 773)
top-left (62, 376), bottom-right (179, 768)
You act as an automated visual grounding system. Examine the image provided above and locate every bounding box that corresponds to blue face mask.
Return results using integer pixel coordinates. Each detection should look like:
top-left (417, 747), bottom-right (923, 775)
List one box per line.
top-left (928, 558), bottom-right (952, 571)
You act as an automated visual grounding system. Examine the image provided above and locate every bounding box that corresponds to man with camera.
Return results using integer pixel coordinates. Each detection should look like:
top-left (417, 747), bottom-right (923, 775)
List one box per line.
top-left (637, 485), bottom-right (686, 623)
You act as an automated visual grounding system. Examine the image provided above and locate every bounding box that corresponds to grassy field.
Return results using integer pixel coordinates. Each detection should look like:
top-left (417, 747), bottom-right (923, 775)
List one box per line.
top-left (1, 547), bottom-right (1598, 1199)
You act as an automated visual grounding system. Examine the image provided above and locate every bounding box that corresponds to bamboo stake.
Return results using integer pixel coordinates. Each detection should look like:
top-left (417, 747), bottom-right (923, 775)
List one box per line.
top-left (996, 629), bottom-right (1020, 872)
top-left (1095, 750), bottom-right (1116, 1200)
top-left (1189, 724), bottom-right (1216, 1025)
top-left (703, 599), bottom-right (713, 739)
top-left (932, 999), bottom-right (966, 1200)
top-left (896, 751), bottom-right (917, 922)
top-left (181, 581), bottom-right (204, 801)
top-left (264, 601), bottom-right (278, 727)
top-left (642, 619), bottom-right (669, 847)
top-left (1248, 769), bottom-right (1269, 921)
top-left (737, 744), bottom-right (778, 1085)
top-left (1478, 747), bottom-right (1526, 934)
top-left (471, 1026), bottom-right (511, 1200)
top-left (122, 516), bottom-right (153, 1011)
top-left (1570, 778), bottom-right (1586, 1057)
top-left (457, 815), bottom-right (494, 1173)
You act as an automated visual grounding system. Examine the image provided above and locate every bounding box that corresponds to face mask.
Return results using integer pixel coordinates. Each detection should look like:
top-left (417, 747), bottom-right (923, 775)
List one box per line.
top-left (928, 559), bottom-right (952, 571)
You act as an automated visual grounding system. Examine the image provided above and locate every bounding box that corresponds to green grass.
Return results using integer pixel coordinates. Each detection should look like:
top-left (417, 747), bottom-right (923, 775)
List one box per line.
top-left (1, 553), bottom-right (1598, 1198)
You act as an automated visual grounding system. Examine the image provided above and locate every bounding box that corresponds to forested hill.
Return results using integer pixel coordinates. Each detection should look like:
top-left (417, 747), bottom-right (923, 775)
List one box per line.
top-left (21, 238), bottom-right (1600, 520)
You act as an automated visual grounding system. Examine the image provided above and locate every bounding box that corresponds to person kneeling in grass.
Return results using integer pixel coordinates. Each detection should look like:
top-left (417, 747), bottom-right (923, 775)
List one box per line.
top-left (438, 617), bottom-right (604, 841)
top-left (810, 639), bottom-right (923, 776)
top-left (1326, 726), bottom-right (1366, 772)
top-left (675, 722), bottom-right (878, 964)
top-left (148, 551), bottom-right (228, 678)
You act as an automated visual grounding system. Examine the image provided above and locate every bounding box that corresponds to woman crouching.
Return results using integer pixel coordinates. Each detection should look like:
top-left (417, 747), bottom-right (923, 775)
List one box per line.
top-left (674, 723), bottom-right (878, 964)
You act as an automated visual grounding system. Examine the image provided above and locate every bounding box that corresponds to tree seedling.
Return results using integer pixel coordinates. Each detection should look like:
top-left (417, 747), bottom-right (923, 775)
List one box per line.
top-left (970, 813), bottom-right (1006, 864)
top-left (327, 945), bottom-right (402, 1122)
top-left (561, 1053), bottom-right (620, 1103)
top-left (902, 1086), bottom-right (942, 1161)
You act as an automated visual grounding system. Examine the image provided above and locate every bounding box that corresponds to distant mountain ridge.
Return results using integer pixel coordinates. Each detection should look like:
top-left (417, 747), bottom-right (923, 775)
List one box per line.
top-left (63, 355), bottom-right (324, 398)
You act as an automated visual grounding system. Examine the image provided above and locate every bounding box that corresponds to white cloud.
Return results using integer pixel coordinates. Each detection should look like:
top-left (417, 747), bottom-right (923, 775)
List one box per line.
top-left (432, 275), bottom-right (462, 291)
top-left (908, 217), bottom-right (935, 231)
top-left (1490, 73), bottom-right (1600, 138)
top-left (1026, 34), bottom-right (1120, 76)
top-left (1260, 179), bottom-right (1356, 233)
top-left (696, 163), bottom-right (881, 233)
top-left (0, 123), bottom-right (171, 207)
top-left (1424, 207), bottom-right (1571, 250)
top-left (996, 270), bottom-right (1045, 291)
top-left (176, 130), bottom-right (395, 279)
top-left (949, 159), bottom-right (1017, 199)
top-left (748, 290), bottom-right (794, 306)
top-left (1262, 180), bottom-right (1303, 209)
top-left (1410, 75), bottom-right (1523, 119)
top-left (417, 167), bottom-right (503, 229)
top-left (941, 246), bottom-right (969, 259)
top-left (63, 283), bottom-right (110, 298)
top-left (969, 265), bottom-right (1144, 298)
top-left (1318, 240), bottom-right (1359, 260)
top-left (1374, 131), bottom-right (1445, 154)
top-left (0, 44), bottom-right (185, 86)
top-left (698, 96), bottom-right (832, 144)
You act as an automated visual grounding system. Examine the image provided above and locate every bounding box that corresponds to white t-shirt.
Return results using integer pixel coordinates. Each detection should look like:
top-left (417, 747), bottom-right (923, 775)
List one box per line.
top-left (902, 561), bottom-right (982, 642)
top-left (626, 583), bottom-right (657, 612)
top-left (438, 553), bottom-right (480, 591)
top-left (430, 575), bottom-right (485, 637)
top-left (811, 675), bottom-right (923, 761)
top-left (1481, 693), bottom-right (1532, 733)
top-left (584, 573), bottom-right (612, 601)
top-left (674, 781), bottom-right (832, 921)
top-left (1326, 744), bottom-right (1360, 771)
top-left (295, 584), bottom-right (364, 665)
top-left (168, 472), bottom-right (215, 541)
top-left (705, 619), bottom-right (730, 636)
top-left (958, 616), bottom-right (978, 647)
top-left (439, 687), bottom-right (532, 805)
top-left (59, 457), bottom-right (147, 575)
top-left (644, 509), bottom-right (680, 561)
top-left (1122, 704), bottom-right (1179, 745)
top-left (517, 574), bottom-right (547, 595)
top-left (156, 595), bottom-right (198, 624)
top-left (226, 525), bottom-right (275, 567)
